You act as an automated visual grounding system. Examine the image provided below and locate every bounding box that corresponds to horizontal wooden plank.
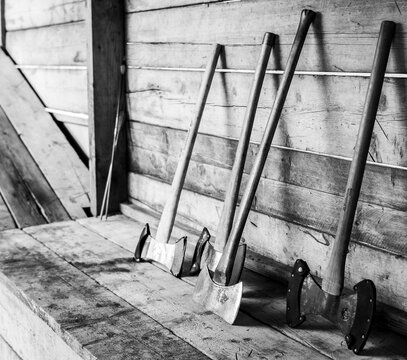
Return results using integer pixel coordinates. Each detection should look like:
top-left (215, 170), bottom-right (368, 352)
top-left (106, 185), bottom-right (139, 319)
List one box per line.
top-left (5, 0), bottom-right (85, 31)
top-left (0, 195), bottom-right (15, 231)
top-left (126, 36), bottom-right (407, 73)
top-left (0, 49), bottom-right (89, 218)
top-left (0, 228), bottom-right (208, 360)
top-left (126, 0), bottom-right (229, 13)
top-left (6, 22), bottom-right (86, 65)
top-left (82, 212), bottom-right (407, 355)
top-left (127, 69), bottom-right (407, 166)
top-left (127, 173), bottom-right (407, 313)
top-left (20, 68), bottom-right (87, 113)
top-left (129, 146), bottom-right (407, 256)
top-left (26, 221), bottom-right (327, 359)
top-left (129, 121), bottom-right (407, 212)
top-left (126, 0), bottom-right (407, 72)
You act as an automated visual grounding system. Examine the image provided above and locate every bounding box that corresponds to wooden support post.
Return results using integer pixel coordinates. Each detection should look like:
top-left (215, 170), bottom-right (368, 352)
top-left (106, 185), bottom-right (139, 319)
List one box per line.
top-left (0, 0), bottom-right (5, 48)
top-left (87, 0), bottom-right (127, 215)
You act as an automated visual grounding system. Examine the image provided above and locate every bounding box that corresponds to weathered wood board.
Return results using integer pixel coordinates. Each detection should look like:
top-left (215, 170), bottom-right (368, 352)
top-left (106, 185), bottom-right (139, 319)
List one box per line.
top-left (126, 0), bottom-right (233, 13)
top-left (0, 49), bottom-right (89, 219)
top-left (22, 220), bottom-right (345, 358)
top-left (126, 174), bottom-right (407, 313)
top-left (0, 335), bottom-right (23, 360)
top-left (18, 68), bottom-right (87, 113)
top-left (5, 0), bottom-right (85, 31)
top-left (126, 0), bottom-right (407, 73)
top-left (0, 194), bottom-right (15, 231)
top-left (77, 215), bottom-right (407, 358)
top-left (0, 228), bottom-right (209, 360)
top-left (127, 69), bottom-right (407, 166)
top-left (87, 0), bottom-right (127, 215)
top-left (0, 106), bottom-right (70, 224)
top-left (129, 121), bottom-right (407, 211)
top-left (6, 22), bottom-right (86, 66)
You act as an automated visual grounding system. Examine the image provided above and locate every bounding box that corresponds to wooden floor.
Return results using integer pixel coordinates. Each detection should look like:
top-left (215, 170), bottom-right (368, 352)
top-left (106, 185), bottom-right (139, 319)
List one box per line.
top-left (0, 212), bottom-right (406, 359)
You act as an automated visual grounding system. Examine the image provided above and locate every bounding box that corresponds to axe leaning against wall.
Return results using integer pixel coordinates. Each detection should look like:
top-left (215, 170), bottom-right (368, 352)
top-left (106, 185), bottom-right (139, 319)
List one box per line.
top-left (134, 45), bottom-right (222, 277)
top-left (286, 20), bottom-right (395, 355)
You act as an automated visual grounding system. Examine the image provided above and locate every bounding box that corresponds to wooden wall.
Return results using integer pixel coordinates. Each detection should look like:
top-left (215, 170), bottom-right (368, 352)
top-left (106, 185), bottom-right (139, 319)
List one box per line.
top-left (4, 0), bottom-right (88, 156)
top-left (125, 0), bottom-right (407, 315)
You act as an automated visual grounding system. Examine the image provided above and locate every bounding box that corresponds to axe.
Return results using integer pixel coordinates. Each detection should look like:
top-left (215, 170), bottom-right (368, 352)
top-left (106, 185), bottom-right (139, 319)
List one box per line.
top-left (190, 33), bottom-right (276, 280)
top-left (134, 44), bottom-right (222, 277)
top-left (193, 10), bottom-right (316, 324)
top-left (286, 21), bottom-right (395, 355)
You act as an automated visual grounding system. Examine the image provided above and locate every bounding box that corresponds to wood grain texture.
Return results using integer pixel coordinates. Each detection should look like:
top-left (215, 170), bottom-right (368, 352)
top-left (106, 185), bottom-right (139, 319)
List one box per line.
top-left (6, 22), bottom-right (86, 65)
top-left (0, 336), bottom-right (23, 360)
top-left (0, 49), bottom-right (89, 218)
top-left (0, 106), bottom-right (70, 224)
top-left (5, 0), bottom-right (85, 31)
top-left (19, 68), bottom-right (87, 113)
top-left (129, 146), bottom-right (407, 256)
top-left (0, 228), bottom-right (209, 360)
top-left (127, 174), bottom-right (407, 313)
top-left (127, 69), bottom-right (407, 166)
top-left (0, 194), bottom-right (15, 231)
top-left (128, 122), bottom-right (407, 212)
top-left (126, 38), bottom-right (407, 73)
top-left (87, 0), bottom-right (127, 215)
top-left (126, 0), bottom-right (407, 73)
top-left (0, 149), bottom-right (47, 227)
top-left (80, 213), bottom-right (407, 356)
top-left (26, 220), bottom-right (329, 359)
top-left (126, 0), bottom-right (230, 13)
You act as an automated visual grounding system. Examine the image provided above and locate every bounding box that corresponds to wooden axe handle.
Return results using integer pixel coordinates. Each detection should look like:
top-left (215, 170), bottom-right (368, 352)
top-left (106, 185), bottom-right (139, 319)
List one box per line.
top-left (214, 32), bottom-right (275, 253)
top-left (155, 44), bottom-right (221, 243)
top-left (322, 21), bottom-right (395, 296)
top-left (213, 10), bottom-right (316, 285)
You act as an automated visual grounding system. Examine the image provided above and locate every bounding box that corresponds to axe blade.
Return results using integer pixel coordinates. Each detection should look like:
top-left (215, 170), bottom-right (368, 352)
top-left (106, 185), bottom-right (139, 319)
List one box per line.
top-left (134, 223), bottom-right (187, 277)
top-left (287, 259), bottom-right (376, 354)
top-left (193, 266), bottom-right (242, 324)
top-left (190, 228), bottom-right (247, 284)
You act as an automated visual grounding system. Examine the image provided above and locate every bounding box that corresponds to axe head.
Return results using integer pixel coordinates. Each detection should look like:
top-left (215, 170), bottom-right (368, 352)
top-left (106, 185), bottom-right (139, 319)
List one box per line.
top-left (193, 266), bottom-right (242, 324)
top-left (189, 228), bottom-right (247, 283)
top-left (134, 223), bottom-right (187, 277)
top-left (287, 259), bottom-right (376, 354)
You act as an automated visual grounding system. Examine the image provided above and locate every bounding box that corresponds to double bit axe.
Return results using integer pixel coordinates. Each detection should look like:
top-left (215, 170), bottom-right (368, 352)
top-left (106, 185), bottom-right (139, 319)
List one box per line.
top-left (189, 32), bottom-right (276, 281)
top-left (134, 45), bottom-right (221, 277)
top-left (286, 21), bottom-right (395, 355)
top-left (193, 10), bottom-right (316, 324)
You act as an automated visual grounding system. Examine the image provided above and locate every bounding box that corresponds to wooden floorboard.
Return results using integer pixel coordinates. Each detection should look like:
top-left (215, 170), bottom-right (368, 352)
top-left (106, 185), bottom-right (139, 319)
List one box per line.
top-left (78, 214), bottom-right (407, 359)
top-left (25, 220), bottom-right (328, 359)
top-left (0, 228), bottom-right (208, 360)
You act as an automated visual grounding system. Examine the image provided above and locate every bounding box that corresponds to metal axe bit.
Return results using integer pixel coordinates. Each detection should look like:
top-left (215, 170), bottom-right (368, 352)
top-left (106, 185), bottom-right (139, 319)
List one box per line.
top-left (286, 20), bottom-right (395, 355)
top-left (134, 44), bottom-right (222, 277)
top-left (190, 32), bottom-right (276, 280)
top-left (193, 9), bottom-right (316, 324)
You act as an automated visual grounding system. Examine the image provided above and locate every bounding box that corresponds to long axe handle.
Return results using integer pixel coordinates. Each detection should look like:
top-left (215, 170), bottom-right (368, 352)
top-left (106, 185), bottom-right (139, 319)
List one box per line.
top-left (155, 44), bottom-right (222, 244)
top-left (214, 33), bottom-right (275, 253)
top-left (213, 10), bottom-right (316, 285)
top-left (322, 21), bottom-right (395, 296)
